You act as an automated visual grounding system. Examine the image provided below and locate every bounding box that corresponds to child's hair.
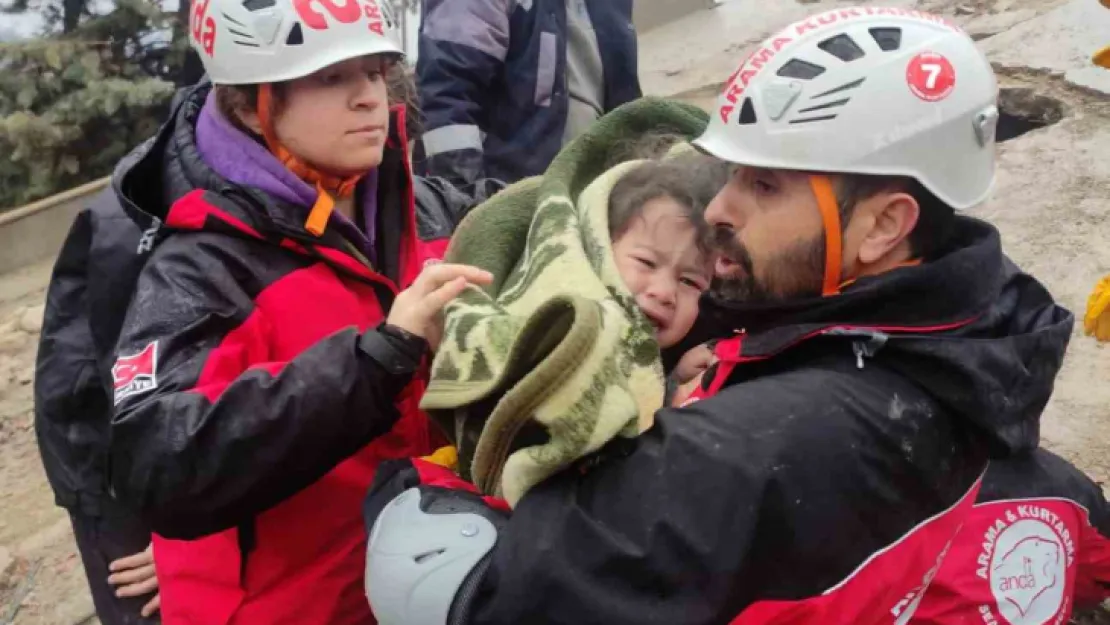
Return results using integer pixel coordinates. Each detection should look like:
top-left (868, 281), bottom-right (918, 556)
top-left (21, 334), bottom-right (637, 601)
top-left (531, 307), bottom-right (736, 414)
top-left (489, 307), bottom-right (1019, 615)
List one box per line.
top-left (605, 130), bottom-right (687, 167)
top-left (213, 55), bottom-right (422, 139)
top-left (607, 154), bottom-right (731, 259)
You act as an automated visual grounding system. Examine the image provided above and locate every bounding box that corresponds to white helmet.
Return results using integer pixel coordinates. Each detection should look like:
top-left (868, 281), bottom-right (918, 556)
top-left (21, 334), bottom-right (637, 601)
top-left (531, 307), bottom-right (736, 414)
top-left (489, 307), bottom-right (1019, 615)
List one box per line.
top-left (693, 7), bottom-right (999, 210)
top-left (188, 0), bottom-right (403, 85)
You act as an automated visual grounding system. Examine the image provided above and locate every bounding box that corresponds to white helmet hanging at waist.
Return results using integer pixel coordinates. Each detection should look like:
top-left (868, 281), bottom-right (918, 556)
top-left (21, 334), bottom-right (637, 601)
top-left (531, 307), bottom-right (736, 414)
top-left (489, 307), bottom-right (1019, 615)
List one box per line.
top-left (189, 0), bottom-right (404, 85)
top-left (693, 6), bottom-right (1000, 210)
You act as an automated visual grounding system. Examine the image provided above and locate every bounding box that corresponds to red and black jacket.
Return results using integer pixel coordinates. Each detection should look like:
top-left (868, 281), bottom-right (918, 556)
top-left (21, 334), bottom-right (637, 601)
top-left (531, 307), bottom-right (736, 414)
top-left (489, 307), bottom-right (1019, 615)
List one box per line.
top-left (365, 218), bottom-right (1074, 624)
top-left (35, 81), bottom-right (503, 624)
top-left (914, 448), bottom-right (1110, 624)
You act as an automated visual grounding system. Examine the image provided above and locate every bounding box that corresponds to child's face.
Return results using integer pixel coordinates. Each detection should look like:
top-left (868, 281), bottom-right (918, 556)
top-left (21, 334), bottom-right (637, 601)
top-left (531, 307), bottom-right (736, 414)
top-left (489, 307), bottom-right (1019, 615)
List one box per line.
top-left (245, 55), bottom-right (392, 176)
top-left (612, 197), bottom-right (713, 348)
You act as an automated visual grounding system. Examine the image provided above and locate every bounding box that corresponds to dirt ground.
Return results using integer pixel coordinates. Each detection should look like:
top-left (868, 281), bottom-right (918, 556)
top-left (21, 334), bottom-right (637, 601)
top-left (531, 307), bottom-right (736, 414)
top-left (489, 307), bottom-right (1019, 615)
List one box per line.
top-left (0, 0), bottom-right (1108, 623)
top-left (0, 259), bottom-right (99, 625)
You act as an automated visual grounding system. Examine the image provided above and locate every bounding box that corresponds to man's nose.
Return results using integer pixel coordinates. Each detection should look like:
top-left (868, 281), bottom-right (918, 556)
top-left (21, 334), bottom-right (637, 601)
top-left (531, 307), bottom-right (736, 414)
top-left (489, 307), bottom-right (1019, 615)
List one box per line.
top-left (704, 190), bottom-right (732, 229)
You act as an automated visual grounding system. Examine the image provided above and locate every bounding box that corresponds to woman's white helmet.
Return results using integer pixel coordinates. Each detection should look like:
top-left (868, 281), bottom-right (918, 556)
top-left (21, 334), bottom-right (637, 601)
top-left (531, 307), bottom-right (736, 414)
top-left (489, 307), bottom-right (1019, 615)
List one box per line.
top-left (188, 0), bottom-right (404, 85)
top-left (693, 7), bottom-right (1000, 210)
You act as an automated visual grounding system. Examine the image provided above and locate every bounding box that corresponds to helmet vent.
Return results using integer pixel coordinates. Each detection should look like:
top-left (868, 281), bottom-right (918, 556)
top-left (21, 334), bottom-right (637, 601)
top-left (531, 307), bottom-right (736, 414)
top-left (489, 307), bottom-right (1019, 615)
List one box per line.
top-left (286, 22), bottom-right (304, 45)
top-left (789, 114), bottom-right (838, 125)
top-left (870, 27), bottom-right (902, 52)
top-left (778, 59), bottom-right (826, 80)
top-left (738, 98), bottom-right (757, 125)
top-left (222, 12), bottom-right (247, 27)
top-left (797, 98), bottom-right (849, 114)
top-left (242, 0), bottom-right (275, 10)
top-left (818, 34), bottom-right (864, 62)
top-left (413, 548), bottom-right (447, 564)
top-left (812, 78), bottom-right (866, 99)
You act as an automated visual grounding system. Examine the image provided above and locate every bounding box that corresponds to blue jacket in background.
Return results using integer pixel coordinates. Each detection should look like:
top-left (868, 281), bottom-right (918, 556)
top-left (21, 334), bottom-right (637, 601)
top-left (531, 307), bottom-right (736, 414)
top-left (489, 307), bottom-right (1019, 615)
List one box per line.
top-left (416, 0), bottom-right (642, 186)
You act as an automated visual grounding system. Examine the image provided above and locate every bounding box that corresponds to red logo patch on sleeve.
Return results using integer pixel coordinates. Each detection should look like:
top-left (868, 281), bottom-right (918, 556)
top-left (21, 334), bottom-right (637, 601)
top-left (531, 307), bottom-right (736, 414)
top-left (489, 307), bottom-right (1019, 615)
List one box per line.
top-left (112, 341), bottom-right (159, 405)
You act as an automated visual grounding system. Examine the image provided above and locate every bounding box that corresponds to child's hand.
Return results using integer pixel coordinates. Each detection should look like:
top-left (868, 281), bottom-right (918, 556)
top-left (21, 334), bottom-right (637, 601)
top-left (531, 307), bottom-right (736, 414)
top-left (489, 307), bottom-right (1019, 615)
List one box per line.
top-left (672, 372), bottom-right (709, 408)
top-left (674, 344), bottom-right (716, 385)
top-left (671, 344), bottom-right (717, 408)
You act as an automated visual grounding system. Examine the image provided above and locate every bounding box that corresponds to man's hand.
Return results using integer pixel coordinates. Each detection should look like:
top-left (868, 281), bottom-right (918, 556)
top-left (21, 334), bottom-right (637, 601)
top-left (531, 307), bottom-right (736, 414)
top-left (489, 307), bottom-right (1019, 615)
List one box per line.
top-left (108, 543), bottom-right (160, 618)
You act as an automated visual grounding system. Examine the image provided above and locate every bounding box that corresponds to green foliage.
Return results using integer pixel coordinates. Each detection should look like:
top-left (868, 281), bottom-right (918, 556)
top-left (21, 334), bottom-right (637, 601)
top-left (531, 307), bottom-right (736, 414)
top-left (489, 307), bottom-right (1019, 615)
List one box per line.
top-left (0, 0), bottom-right (185, 208)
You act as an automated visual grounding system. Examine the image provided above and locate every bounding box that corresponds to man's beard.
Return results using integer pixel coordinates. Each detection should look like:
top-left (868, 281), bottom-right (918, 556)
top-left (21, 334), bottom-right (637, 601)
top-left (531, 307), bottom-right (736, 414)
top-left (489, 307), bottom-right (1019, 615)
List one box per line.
top-left (710, 227), bottom-right (827, 305)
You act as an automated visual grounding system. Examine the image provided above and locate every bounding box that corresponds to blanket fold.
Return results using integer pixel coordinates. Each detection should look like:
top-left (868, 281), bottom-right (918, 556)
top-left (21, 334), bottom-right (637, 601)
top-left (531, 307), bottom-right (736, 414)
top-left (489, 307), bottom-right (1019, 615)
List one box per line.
top-left (421, 97), bottom-right (710, 506)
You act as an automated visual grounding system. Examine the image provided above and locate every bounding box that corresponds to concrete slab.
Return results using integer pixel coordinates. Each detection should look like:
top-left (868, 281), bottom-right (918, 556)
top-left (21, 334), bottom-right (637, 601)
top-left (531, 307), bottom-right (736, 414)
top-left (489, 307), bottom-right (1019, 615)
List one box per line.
top-left (978, 0), bottom-right (1110, 94)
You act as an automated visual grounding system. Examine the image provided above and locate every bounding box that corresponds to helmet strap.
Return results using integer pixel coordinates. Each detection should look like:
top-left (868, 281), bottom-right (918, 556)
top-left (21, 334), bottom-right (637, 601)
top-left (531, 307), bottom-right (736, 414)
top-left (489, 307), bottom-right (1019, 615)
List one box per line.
top-left (256, 84), bottom-right (362, 237)
top-left (808, 174), bottom-right (842, 297)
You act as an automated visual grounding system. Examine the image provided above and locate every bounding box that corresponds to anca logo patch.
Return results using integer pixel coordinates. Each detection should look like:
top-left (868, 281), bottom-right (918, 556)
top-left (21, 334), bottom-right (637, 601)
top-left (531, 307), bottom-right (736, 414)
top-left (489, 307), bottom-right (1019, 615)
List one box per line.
top-left (112, 342), bottom-right (159, 405)
top-left (976, 504), bottom-right (1075, 625)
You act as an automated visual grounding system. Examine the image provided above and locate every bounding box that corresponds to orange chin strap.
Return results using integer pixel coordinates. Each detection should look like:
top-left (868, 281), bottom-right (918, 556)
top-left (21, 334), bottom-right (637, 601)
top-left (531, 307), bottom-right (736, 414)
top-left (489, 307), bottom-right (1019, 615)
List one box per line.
top-left (808, 175), bottom-right (843, 297)
top-left (257, 84), bottom-right (362, 237)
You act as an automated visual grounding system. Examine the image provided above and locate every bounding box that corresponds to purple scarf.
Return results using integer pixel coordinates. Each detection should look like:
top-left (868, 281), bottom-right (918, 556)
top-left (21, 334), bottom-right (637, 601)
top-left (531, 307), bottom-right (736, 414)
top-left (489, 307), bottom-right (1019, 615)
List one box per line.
top-left (194, 91), bottom-right (379, 262)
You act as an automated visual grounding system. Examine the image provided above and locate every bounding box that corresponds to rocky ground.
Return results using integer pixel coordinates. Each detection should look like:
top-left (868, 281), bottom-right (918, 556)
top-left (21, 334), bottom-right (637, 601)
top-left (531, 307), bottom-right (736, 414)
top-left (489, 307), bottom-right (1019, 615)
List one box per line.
top-left (1, 0), bottom-right (1108, 623)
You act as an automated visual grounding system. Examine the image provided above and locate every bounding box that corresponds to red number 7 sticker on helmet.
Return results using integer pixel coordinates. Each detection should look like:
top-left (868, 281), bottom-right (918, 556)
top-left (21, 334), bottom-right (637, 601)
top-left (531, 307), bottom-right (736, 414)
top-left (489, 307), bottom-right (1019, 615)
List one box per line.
top-left (906, 51), bottom-right (957, 102)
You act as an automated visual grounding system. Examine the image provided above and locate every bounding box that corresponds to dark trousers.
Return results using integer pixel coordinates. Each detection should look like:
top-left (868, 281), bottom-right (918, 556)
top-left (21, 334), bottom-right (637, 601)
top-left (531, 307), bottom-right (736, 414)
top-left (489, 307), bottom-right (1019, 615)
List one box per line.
top-left (69, 497), bottom-right (160, 625)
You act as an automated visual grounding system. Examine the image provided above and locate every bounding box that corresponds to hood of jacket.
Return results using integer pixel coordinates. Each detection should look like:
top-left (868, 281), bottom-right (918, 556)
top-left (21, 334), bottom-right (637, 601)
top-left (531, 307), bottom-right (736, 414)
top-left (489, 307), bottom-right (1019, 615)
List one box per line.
top-left (694, 217), bottom-right (1074, 455)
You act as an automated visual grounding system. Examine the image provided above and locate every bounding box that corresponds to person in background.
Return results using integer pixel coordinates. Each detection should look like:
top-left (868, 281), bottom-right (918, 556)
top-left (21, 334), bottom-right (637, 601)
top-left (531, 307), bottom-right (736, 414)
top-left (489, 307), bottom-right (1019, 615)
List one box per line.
top-left (35, 94), bottom-right (188, 622)
top-left (415, 0), bottom-right (641, 186)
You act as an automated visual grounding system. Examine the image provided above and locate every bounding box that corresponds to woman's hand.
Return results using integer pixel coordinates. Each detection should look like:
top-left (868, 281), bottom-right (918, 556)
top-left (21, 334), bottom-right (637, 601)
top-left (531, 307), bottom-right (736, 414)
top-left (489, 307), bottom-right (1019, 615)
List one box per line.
top-left (108, 543), bottom-right (160, 618)
top-left (387, 263), bottom-right (492, 349)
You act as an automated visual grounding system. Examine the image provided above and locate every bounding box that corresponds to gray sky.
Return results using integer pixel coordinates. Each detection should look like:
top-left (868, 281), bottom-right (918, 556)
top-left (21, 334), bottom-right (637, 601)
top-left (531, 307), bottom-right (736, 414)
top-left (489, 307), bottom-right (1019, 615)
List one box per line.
top-left (3, 12), bottom-right (43, 39)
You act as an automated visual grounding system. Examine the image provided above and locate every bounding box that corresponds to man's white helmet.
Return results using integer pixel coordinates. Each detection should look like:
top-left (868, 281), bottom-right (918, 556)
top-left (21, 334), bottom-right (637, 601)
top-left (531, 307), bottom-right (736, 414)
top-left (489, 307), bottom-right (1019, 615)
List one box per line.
top-left (188, 0), bottom-right (403, 85)
top-left (694, 7), bottom-right (999, 210)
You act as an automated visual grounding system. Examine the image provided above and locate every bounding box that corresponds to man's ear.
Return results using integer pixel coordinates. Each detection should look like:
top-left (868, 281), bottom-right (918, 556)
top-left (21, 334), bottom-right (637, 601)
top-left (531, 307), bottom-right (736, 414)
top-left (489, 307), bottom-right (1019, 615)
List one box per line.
top-left (853, 191), bottom-right (920, 265)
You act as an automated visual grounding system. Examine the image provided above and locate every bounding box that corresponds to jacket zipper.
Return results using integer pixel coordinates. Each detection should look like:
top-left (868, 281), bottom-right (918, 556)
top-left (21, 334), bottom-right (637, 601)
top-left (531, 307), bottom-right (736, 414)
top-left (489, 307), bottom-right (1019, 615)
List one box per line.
top-left (847, 333), bottom-right (889, 370)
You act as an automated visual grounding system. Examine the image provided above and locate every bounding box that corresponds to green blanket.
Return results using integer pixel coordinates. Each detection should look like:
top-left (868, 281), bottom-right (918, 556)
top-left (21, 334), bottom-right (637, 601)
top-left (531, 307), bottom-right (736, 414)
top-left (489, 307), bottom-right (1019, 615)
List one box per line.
top-left (420, 97), bottom-right (710, 506)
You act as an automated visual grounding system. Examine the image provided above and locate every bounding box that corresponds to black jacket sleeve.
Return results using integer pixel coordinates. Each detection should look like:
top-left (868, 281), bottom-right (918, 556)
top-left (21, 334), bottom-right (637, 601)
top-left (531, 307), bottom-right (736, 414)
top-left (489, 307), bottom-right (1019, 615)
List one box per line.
top-left (457, 367), bottom-right (984, 625)
top-left (109, 234), bottom-right (427, 539)
top-left (34, 206), bottom-right (107, 511)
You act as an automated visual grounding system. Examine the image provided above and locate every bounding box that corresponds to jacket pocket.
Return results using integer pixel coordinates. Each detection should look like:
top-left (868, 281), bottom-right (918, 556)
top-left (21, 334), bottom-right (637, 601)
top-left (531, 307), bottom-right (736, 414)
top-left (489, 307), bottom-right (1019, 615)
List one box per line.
top-left (534, 31), bottom-right (558, 107)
